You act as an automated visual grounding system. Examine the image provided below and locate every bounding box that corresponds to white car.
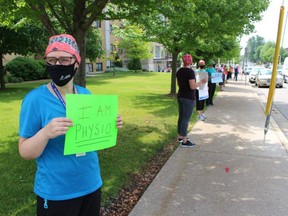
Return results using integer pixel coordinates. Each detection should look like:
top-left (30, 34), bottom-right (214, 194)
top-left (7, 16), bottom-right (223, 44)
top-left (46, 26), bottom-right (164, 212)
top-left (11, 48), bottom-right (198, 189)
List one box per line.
top-left (244, 66), bottom-right (252, 75)
top-left (249, 67), bottom-right (265, 83)
top-left (255, 69), bottom-right (283, 88)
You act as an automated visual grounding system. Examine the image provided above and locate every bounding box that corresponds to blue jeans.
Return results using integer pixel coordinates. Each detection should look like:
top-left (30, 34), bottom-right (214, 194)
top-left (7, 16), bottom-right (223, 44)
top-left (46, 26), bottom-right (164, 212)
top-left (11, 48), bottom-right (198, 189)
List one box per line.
top-left (177, 97), bottom-right (195, 137)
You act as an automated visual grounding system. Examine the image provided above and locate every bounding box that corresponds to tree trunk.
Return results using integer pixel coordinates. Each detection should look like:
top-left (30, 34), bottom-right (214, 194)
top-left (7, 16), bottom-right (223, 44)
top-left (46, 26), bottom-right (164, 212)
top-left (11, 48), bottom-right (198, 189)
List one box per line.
top-left (73, 30), bottom-right (87, 87)
top-left (0, 53), bottom-right (6, 90)
top-left (170, 51), bottom-right (179, 95)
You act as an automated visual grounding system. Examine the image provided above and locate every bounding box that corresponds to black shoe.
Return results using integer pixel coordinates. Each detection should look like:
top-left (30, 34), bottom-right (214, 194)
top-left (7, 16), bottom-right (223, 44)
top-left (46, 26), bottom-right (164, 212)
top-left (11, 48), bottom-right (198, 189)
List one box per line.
top-left (178, 137), bottom-right (189, 143)
top-left (181, 140), bottom-right (196, 148)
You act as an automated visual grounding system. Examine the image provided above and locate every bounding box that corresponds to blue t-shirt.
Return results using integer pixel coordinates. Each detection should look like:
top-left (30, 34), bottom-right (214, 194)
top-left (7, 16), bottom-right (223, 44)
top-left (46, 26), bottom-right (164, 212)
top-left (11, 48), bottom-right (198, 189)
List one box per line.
top-left (19, 84), bottom-right (102, 200)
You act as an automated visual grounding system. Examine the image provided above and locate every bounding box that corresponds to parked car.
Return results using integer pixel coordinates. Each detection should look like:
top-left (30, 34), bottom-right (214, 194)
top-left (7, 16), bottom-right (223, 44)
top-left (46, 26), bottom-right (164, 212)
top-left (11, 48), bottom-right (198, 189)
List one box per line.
top-left (284, 74), bottom-right (287, 83)
top-left (255, 69), bottom-right (283, 88)
top-left (244, 66), bottom-right (252, 75)
top-left (249, 66), bottom-right (265, 83)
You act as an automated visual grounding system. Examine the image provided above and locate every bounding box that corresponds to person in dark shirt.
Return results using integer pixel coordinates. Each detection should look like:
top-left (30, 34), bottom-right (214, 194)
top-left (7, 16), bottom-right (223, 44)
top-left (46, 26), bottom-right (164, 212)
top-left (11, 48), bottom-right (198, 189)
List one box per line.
top-left (176, 54), bottom-right (208, 148)
top-left (234, 65), bottom-right (239, 81)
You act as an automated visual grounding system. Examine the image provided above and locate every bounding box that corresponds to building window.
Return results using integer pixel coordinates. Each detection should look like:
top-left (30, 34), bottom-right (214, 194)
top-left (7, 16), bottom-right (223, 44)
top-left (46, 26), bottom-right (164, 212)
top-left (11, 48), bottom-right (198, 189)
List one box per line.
top-left (154, 46), bottom-right (161, 59)
top-left (85, 63), bottom-right (93, 73)
top-left (96, 63), bottom-right (103, 71)
top-left (110, 44), bottom-right (117, 53)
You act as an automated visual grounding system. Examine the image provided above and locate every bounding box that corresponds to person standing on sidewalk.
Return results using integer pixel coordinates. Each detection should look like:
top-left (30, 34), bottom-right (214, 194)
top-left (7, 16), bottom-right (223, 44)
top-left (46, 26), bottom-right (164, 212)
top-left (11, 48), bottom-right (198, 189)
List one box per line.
top-left (217, 64), bottom-right (224, 91)
top-left (206, 60), bottom-right (217, 106)
top-left (234, 65), bottom-right (239, 81)
top-left (18, 34), bottom-right (123, 216)
top-left (195, 60), bottom-right (208, 121)
top-left (176, 54), bottom-right (207, 147)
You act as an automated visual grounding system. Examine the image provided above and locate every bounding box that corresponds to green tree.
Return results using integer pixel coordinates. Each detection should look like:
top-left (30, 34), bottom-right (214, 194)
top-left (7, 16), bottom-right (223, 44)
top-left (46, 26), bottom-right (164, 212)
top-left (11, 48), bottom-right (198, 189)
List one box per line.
top-left (279, 47), bottom-right (288, 64)
top-left (253, 45), bottom-right (264, 64)
top-left (0, 0), bottom-right (169, 87)
top-left (247, 35), bottom-right (265, 62)
top-left (114, 24), bottom-right (153, 70)
top-left (131, 0), bottom-right (269, 94)
top-left (260, 41), bottom-right (275, 63)
top-left (0, 23), bottom-right (48, 89)
top-left (86, 27), bottom-right (104, 63)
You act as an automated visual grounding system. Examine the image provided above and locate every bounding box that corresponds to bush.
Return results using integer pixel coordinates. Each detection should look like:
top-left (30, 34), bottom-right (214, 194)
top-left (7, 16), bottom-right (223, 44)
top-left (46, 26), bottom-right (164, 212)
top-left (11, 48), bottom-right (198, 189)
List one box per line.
top-left (7, 75), bottom-right (23, 83)
top-left (5, 57), bottom-right (46, 81)
top-left (3, 75), bottom-right (8, 84)
top-left (128, 59), bottom-right (142, 70)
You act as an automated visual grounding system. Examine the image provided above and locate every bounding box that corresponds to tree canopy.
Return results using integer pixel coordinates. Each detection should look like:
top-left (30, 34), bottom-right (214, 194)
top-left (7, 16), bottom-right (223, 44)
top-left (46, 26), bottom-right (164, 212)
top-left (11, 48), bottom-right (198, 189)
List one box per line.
top-left (245, 35), bottom-right (288, 64)
top-left (0, 0), bottom-right (269, 91)
top-left (0, 23), bottom-right (48, 89)
top-left (128, 0), bottom-right (269, 94)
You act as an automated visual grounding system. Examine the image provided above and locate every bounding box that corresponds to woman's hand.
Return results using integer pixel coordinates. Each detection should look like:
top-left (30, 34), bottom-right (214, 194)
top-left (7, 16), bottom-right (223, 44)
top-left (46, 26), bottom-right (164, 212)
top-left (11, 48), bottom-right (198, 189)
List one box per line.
top-left (44, 117), bottom-right (73, 139)
top-left (202, 78), bottom-right (208, 84)
top-left (116, 115), bottom-right (123, 128)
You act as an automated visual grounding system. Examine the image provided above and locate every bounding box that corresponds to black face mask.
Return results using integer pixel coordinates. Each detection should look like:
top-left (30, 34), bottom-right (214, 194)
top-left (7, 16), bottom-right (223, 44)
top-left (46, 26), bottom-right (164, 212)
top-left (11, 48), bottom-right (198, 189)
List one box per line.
top-left (199, 65), bottom-right (205, 69)
top-left (46, 63), bottom-right (76, 86)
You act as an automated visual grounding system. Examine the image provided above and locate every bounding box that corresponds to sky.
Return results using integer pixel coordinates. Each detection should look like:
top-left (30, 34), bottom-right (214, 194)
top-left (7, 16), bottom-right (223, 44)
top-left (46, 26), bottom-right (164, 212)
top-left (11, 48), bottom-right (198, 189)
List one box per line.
top-left (240, 0), bottom-right (288, 54)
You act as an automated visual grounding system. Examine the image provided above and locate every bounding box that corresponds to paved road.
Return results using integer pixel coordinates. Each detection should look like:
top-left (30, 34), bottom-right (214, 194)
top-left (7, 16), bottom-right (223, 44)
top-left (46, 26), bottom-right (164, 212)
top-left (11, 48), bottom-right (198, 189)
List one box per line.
top-left (248, 81), bottom-right (288, 142)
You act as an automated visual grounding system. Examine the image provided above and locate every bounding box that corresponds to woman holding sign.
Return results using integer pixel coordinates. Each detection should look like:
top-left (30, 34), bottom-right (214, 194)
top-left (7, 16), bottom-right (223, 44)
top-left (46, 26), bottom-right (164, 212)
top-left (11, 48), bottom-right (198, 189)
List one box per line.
top-left (176, 54), bottom-right (208, 148)
top-left (18, 34), bottom-right (123, 216)
top-left (206, 60), bottom-right (217, 106)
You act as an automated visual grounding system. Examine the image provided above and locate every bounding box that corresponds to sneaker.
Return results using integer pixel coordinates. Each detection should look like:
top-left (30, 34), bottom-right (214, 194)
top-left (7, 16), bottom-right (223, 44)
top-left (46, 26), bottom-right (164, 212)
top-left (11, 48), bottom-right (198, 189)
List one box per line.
top-left (181, 140), bottom-right (196, 148)
top-left (198, 115), bottom-right (205, 121)
top-left (178, 137), bottom-right (189, 143)
top-left (201, 114), bottom-right (207, 119)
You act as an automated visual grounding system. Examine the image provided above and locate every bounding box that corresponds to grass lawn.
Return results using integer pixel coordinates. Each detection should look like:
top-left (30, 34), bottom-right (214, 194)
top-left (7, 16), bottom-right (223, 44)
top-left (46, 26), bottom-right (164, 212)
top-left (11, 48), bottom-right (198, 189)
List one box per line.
top-left (0, 71), bottom-right (200, 215)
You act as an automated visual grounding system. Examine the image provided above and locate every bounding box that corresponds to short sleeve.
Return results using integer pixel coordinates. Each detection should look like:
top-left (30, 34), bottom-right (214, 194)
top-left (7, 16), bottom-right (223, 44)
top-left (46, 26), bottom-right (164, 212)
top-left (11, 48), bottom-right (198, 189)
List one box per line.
top-left (19, 94), bottom-right (42, 138)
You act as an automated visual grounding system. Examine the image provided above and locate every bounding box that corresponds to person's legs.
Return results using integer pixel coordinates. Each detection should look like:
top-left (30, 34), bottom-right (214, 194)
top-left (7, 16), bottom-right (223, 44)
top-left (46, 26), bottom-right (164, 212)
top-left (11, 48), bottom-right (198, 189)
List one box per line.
top-left (219, 83), bottom-right (223, 91)
top-left (210, 83), bottom-right (216, 105)
top-left (80, 188), bottom-right (101, 216)
top-left (37, 196), bottom-right (82, 216)
top-left (207, 81), bottom-right (213, 105)
top-left (37, 188), bottom-right (101, 216)
top-left (196, 89), bottom-right (201, 115)
top-left (177, 98), bottom-right (195, 143)
top-left (196, 90), bottom-right (205, 120)
top-left (177, 97), bottom-right (184, 139)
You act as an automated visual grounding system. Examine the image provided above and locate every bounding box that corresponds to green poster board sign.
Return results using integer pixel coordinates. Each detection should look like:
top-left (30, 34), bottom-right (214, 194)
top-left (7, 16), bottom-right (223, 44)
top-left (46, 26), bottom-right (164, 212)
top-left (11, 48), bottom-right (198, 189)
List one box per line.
top-left (64, 94), bottom-right (118, 155)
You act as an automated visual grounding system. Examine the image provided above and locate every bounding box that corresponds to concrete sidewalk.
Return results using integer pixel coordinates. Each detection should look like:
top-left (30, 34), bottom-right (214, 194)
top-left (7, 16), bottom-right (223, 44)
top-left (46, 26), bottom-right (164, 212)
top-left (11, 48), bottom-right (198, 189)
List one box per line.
top-left (129, 79), bottom-right (288, 216)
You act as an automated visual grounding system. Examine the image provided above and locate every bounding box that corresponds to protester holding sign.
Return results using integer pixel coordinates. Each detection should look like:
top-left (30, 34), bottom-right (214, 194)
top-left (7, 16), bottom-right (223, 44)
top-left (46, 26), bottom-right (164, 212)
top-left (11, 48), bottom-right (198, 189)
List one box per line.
top-left (176, 54), bottom-right (207, 148)
top-left (195, 60), bottom-right (209, 121)
top-left (18, 34), bottom-right (123, 216)
top-left (206, 60), bottom-right (217, 106)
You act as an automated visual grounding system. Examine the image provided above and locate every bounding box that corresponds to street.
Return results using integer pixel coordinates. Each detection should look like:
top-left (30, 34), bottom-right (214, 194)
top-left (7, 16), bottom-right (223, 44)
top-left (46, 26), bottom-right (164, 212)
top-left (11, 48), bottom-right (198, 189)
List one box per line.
top-left (244, 76), bottom-right (288, 142)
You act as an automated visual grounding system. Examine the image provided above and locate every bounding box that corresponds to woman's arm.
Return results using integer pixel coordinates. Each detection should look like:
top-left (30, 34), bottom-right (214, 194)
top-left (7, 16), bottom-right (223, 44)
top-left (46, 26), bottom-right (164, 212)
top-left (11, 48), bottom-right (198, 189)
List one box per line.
top-left (189, 78), bottom-right (208, 89)
top-left (19, 117), bottom-right (73, 160)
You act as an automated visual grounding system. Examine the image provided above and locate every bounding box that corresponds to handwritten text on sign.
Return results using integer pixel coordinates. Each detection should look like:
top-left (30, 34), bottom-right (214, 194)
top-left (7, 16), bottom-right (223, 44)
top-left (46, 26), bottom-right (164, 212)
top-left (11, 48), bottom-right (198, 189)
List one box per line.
top-left (211, 73), bottom-right (223, 83)
top-left (64, 94), bottom-right (118, 155)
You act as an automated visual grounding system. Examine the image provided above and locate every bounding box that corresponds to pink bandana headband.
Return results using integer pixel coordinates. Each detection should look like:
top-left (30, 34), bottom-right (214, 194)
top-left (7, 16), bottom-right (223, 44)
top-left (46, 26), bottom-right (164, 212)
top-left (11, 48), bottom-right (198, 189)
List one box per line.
top-left (182, 54), bottom-right (192, 66)
top-left (45, 34), bottom-right (81, 64)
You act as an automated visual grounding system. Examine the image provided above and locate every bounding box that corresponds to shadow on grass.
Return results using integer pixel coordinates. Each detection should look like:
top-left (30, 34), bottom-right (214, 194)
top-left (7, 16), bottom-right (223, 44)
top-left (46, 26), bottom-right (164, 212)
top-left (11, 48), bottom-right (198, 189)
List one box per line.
top-left (132, 93), bottom-right (178, 118)
top-left (0, 80), bottom-right (50, 103)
